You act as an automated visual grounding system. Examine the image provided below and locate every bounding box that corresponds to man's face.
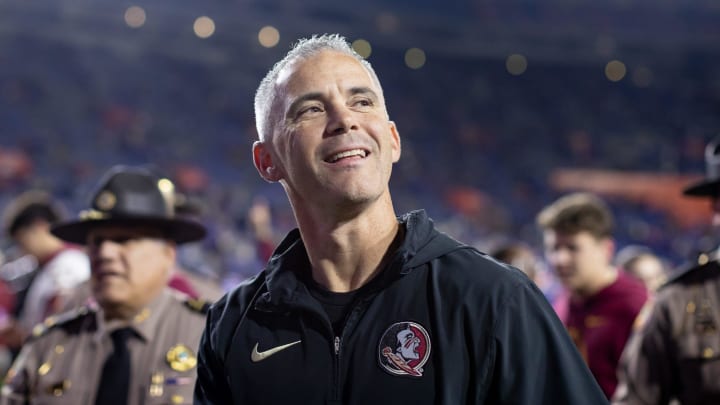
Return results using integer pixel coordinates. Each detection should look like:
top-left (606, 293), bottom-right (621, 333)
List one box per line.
top-left (253, 50), bottom-right (401, 213)
top-left (87, 226), bottom-right (175, 316)
top-left (542, 230), bottom-right (613, 294)
top-left (12, 221), bottom-right (50, 257)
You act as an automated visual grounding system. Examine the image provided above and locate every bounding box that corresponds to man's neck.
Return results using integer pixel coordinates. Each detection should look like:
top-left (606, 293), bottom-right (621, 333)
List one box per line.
top-left (572, 265), bottom-right (619, 300)
top-left (296, 197), bottom-right (401, 293)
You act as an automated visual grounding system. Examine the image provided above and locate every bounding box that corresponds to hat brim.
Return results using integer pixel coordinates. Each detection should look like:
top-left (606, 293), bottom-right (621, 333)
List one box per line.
top-left (683, 179), bottom-right (720, 197)
top-left (51, 216), bottom-right (206, 245)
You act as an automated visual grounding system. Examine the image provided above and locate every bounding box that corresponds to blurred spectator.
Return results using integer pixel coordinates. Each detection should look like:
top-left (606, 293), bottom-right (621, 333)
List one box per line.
top-left (247, 197), bottom-right (277, 264)
top-left (537, 192), bottom-right (648, 399)
top-left (170, 191), bottom-right (224, 302)
top-left (615, 245), bottom-right (668, 292)
top-left (0, 190), bottom-right (90, 348)
top-left (490, 241), bottom-right (541, 282)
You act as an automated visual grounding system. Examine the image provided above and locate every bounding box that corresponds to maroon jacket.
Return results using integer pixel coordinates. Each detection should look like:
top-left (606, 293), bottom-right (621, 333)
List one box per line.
top-left (566, 271), bottom-right (648, 398)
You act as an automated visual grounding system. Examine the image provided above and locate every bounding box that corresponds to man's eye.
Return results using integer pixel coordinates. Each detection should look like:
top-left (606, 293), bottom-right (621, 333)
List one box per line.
top-left (353, 99), bottom-right (372, 107)
top-left (298, 106), bottom-right (323, 117)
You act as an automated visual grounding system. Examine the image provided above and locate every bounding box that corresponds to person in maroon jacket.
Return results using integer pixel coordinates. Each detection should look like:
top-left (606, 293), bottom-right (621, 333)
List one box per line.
top-left (537, 192), bottom-right (648, 399)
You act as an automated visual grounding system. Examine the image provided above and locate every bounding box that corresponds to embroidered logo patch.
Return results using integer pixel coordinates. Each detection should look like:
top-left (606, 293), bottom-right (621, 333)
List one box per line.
top-left (378, 321), bottom-right (431, 377)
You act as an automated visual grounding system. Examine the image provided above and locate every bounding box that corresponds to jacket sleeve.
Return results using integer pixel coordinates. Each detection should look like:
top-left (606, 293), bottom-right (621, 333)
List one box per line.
top-left (194, 304), bottom-right (233, 404)
top-left (485, 280), bottom-right (609, 404)
top-left (611, 298), bottom-right (676, 405)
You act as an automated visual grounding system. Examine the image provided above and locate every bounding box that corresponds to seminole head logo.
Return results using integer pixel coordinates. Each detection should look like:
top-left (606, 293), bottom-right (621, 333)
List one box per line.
top-left (378, 321), bottom-right (431, 377)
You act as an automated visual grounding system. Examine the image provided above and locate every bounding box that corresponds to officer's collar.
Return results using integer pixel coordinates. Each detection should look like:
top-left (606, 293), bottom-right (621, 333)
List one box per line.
top-left (95, 289), bottom-right (174, 342)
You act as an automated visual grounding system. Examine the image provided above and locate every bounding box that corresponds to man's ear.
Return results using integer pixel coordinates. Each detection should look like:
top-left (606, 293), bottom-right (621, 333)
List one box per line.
top-left (388, 121), bottom-right (401, 163)
top-left (253, 141), bottom-right (282, 182)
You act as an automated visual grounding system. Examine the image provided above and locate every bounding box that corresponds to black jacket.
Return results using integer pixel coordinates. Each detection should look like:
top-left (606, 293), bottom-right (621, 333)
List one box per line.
top-left (194, 210), bottom-right (608, 404)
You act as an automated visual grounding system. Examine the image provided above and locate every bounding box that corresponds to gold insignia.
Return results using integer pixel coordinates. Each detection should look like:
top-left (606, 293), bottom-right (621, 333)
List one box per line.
top-left (134, 308), bottom-right (151, 323)
top-left (185, 298), bottom-right (209, 313)
top-left (703, 347), bottom-right (715, 358)
top-left (151, 373), bottom-right (164, 385)
top-left (32, 324), bottom-right (46, 337)
top-left (166, 344), bottom-right (197, 372)
top-left (79, 209), bottom-right (109, 220)
top-left (171, 395), bottom-right (184, 404)
top-left (54, 345), bottom-right (64, 354)
top-left (698, 253), bottom-right (710, 265)
top-left (95, 191), bottom-right (117, 211)
top-left (46, 380), bottom-right (71, 397)
top-left (38, 362), bottom-right (51, 376)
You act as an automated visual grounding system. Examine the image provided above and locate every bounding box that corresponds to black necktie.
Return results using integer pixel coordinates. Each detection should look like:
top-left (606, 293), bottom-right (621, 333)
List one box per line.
top-left (95, 327), bottom-right (134, 405)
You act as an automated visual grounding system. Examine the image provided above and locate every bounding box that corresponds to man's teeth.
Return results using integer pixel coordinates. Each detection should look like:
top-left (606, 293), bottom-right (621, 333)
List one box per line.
top-left (328, 149), bottom-right (367, 163)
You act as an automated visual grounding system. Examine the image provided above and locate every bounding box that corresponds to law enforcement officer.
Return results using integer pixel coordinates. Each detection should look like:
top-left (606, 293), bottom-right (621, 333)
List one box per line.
top-left (613, 136), bottom-right (720, 405)
top-left (1, 166), bottom-right (209, 405)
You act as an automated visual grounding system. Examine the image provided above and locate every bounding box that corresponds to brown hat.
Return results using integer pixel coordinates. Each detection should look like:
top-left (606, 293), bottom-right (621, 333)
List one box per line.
top-left (684, 135), bottom-right (720, 197)
top-left (51, 166), bottom-right (206, 244)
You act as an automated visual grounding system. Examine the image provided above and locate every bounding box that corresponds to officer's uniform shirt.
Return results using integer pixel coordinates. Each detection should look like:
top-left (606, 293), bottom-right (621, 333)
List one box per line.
top-left (1, 289), bottom-right (208, 405)
top-left (613, 256), bottom-right (720, 405)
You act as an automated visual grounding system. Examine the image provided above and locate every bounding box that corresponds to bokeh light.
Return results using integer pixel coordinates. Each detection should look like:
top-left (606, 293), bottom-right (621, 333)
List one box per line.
top-left (506, 54), bottom-right (528, 76)
top-left (352, 39), bottom-right (372, 58)
top-left (124, 6), bottom-right (146, 29)
top-left (405, 48), bottom-right (426, 69)
top-left (193, 16), bottom-right (215, 39)
top-left (376, 12), bottom-right (399, 33)
top-left (258, 26), bottom-right (280, 48)
top-left (605, 60), bottom-right (627, 82)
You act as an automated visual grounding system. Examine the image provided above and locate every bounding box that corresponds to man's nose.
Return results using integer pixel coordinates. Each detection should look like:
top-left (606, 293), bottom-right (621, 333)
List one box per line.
top-left (326, 105), bottom-right (358, 136)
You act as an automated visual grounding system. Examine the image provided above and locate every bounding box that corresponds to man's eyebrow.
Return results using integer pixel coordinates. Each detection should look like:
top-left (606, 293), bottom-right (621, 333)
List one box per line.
top-left (349, 86), bottom-right (378, 100)
top-left (286, 92), bottom-right (323, 117)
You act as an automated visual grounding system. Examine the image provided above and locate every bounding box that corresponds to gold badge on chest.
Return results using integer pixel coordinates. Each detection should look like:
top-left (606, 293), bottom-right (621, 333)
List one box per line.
top-left (166, 344), bottom-right (197, 372)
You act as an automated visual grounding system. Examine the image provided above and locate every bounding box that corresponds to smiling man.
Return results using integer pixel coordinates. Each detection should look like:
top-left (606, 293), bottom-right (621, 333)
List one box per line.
top-left (194, 34), bottom-right (608, 404)
top-left (537, 192), bottom-right (648, 399)
top-left (1, 166), bottom-right (209, 405)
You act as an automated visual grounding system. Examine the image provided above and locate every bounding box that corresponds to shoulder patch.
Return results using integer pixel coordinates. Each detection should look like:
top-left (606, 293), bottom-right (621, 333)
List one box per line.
top-left (184, 298), bottom-right (211, 315)
top-left (30, 306), bottom-right (93, 339)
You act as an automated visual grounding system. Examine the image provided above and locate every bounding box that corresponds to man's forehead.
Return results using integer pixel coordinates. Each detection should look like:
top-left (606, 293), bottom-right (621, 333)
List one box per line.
top-left (276, 51), bottom-right (377, 93)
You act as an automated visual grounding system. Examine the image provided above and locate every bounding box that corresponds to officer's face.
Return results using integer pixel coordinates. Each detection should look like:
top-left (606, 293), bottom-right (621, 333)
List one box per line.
top-left (87, 226), bottom-right (176, 319)
top-left (543, 230), bottom-right (614, 296)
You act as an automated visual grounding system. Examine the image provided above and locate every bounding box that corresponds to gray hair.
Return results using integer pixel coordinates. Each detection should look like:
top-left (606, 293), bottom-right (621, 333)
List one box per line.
top-left (253, 34), bottom-right (384, 142)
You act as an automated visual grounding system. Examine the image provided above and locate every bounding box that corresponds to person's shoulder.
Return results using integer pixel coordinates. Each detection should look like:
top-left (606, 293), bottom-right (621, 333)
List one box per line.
top-left (663, 256), bottom-right (720, 289)
top-left (29, 305), bottom-right (94, 341)
top-left (182, 296), bottom-right (213, 316)
top-left (45, 247), bottom-right (90, 274)
top-left (205, 271), bottom-right (268, 320)
top-left (429, 243), bottom-right (532, 292)
top-left (50, 247), bottom-right (88, 265)
top-left (164, 290), bottom-right (214, 321)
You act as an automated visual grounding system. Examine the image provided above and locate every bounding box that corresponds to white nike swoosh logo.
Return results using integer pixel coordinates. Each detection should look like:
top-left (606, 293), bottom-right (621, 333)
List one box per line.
top-left (251, 340), bottom-right (301, 362)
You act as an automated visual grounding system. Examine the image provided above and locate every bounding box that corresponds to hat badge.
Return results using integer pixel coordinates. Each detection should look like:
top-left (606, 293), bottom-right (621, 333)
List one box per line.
top-left (95, 191), bottom-right (117, 211)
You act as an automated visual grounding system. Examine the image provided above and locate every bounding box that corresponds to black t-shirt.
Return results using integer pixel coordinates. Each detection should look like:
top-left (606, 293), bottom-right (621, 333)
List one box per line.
top-left (306, 276), bottom-right (361, 336)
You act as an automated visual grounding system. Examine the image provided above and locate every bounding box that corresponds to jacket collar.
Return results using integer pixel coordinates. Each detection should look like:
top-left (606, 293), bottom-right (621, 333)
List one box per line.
top-left (255, 210), bottom-right (463, 311)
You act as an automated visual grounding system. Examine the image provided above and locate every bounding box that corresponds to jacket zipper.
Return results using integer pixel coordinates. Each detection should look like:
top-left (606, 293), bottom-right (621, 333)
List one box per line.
top-left (332, 335), bottom-right (341, 401)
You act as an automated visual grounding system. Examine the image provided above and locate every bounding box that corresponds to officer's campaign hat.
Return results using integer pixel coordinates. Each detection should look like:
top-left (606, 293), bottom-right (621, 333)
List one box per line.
top-left (51, 165), bottom-right (206, 244)
top-left (684, 135), bottom-right (720, 197)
